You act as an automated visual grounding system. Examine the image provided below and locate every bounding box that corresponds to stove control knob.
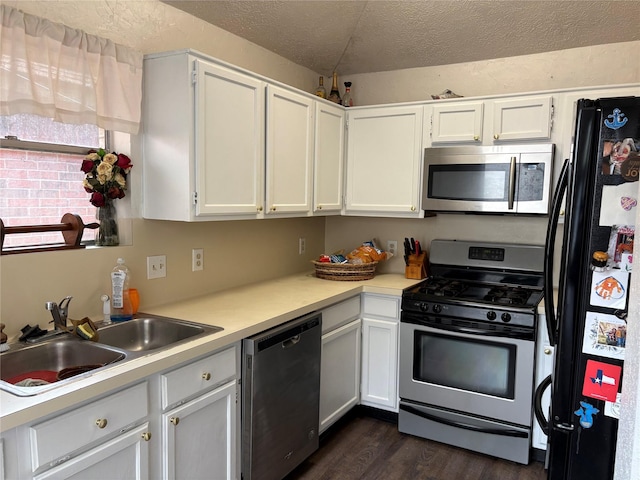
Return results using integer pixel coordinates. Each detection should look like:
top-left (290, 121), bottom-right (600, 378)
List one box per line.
top-left (486, 311), bottom-right (497, 321)
top-left (433, 304), bottom-right (442, 314)
top-left (501, 313), bottom-right (512, 323)
top-left (419, 303), bottom-right (429, 312)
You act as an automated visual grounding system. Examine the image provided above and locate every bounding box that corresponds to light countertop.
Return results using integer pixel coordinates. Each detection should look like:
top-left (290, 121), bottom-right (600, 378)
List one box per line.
top-left (1, 272), bottom-right (422, 432)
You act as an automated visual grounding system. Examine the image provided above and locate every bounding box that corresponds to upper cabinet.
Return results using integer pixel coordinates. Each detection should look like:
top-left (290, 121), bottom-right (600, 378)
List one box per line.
top-left (428, 95), bottom-right (553, 146)
top-left (142, 50), bottom-right (342, 221)
top-left (265, 85), bottom-right (314, 216)
top-left (143, 52), bottom-right (266, 221)
top-left (344, 105), bottom-right (424, 217)
top-left (431, 101), bottom-right (484, 143)
top-left (313, 102), bottom-right (345, 214)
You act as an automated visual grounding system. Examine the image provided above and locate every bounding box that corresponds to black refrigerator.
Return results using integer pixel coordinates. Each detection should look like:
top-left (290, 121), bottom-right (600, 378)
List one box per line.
top-left (538, 96), bottom-right (639, 480)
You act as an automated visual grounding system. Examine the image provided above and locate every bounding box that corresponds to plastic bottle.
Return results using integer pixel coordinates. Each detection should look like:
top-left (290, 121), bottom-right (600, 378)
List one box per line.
top-left (111, 258), bottom-right (133, 322)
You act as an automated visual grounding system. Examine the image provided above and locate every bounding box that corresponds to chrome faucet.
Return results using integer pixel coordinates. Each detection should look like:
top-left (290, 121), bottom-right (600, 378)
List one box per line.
top-left (45, 296), bottom-right (73, 330)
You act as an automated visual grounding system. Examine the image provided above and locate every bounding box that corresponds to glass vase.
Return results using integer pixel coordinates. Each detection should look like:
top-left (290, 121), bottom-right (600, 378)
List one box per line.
top-left (96, 200), bottom-right (119, 246)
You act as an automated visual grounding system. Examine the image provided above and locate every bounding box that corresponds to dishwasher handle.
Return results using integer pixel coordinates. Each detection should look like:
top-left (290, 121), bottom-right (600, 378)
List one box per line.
top-left (282, 335), bottom-right (301, 348)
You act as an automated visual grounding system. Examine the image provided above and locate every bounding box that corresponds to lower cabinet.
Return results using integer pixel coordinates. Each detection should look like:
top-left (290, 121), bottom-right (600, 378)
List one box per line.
top-left (34, 424), bottom-right (150, 480)
top-left (7, 343), bottom-right (240, 480)
top-left (360, 294), bottom-right (400, 412)
top-left (162, 380), bottom-right (237, 479)
top-left (320, 319), bottom-right (361, 433)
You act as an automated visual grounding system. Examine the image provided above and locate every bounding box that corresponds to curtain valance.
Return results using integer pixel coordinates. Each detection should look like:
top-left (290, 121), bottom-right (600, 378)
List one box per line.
top-left (0, 5), bottom-right (143, 134)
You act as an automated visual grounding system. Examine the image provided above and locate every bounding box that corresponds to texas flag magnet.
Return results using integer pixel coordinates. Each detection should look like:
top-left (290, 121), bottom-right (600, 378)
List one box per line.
top-left (582, 359), bottom-right (622, 402)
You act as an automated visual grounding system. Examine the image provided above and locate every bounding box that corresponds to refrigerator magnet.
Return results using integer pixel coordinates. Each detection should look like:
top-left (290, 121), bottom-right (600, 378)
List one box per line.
top-left (582, 359), bottom-right (622, 403)
top-left (582, 311), bottom-right (626, 360)
top-left (599, 183), bottom-right (638, 226)
top-left (604, 393), bottom-right (622, 419)
top-left (590, 269), bottom-right (628, 309)
top-left (607, 225), bottom-right (634, 271)
top-left (574, 401), bottom-right (600, 428)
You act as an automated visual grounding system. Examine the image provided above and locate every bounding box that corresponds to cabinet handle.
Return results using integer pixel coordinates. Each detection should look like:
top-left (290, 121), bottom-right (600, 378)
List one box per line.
top-left (544, 348), bottom-right (552, 355)
top-left (257, 206), bottom-right (263, 212)
top-left (473, 135), bottom-right (480, 141)
top-left (494, 134), bottom-right (500, 140)
top-left (170, 417), bottom-right (180, 426)
top-left (202, 372), bottom-right (211, 381)
top-left (270, 206), bottom-right (276, 212)
top-left (318, 205), bottom-right (323, 210)
top-left (141, 432), bottom-right (152, 442)
top-left (410, 206), bottom-right (416, 211)
top-left (95, 418), bottom-right (108, 429)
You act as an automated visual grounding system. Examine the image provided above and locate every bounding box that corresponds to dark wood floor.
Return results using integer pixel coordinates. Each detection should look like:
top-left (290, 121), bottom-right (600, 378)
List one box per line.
top-left (287, 411), bottom-right (547, 480)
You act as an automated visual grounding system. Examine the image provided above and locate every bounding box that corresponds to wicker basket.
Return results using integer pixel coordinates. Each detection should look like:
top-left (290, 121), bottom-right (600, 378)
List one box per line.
top-left (312, 261), bottom-right (378, 281)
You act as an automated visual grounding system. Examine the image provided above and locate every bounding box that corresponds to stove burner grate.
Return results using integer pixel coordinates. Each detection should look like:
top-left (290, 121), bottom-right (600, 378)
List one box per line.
top-left (484, 286), bottom-right (531, 306)
top-left (419, 279), bottom-right (467, 297)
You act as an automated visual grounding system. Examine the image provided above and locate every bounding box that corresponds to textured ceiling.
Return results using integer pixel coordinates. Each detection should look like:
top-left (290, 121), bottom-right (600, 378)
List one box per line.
top-left (162, 0), bottom-right (640, 76)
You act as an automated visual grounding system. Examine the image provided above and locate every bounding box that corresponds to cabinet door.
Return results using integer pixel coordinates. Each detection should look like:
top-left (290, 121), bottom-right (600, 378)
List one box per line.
top-left (430, 102), bottom-right (484, 143)
top-left (195, 60), bottom-right (265, 217)
top-left (491, 96), bottom-right (553, 141)
top-left (162, 380), bottom-right (237, 480)
top-left (34, 424), bottom-right (150, 480)
top-left (360, 317), bottom-right (398, 411)
top-left (314, 102), bottom-right (345, 214)
top-left (266, 85), bottom-right (314, 215)
top-left (320, 319), bottom-right (361, 433)
top-left (345, 106), bottom-right (423, 216)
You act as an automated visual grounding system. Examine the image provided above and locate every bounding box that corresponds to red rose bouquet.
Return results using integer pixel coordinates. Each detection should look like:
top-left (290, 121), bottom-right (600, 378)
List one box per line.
top-left (81, 149), bottom-right (133, 207)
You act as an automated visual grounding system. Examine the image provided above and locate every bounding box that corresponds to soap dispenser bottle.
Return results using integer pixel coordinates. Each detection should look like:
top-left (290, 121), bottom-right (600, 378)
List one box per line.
top-left (111, 258), bottom-right (133, 322)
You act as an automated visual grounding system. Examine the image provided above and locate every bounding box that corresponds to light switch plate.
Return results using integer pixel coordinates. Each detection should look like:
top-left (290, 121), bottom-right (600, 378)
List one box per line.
top-left (147, 255), bottom-right (166, 279)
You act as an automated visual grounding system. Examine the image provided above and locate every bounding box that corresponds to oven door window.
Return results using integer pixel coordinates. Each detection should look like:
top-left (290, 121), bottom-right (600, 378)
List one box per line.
top-left (413, 331), bottom-right (516, 399)
top-left (428, 163), bottom-right (510, 201)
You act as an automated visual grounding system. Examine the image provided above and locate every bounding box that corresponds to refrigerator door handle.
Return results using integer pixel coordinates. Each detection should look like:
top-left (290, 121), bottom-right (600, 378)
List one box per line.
top-left (543, 157), bottom-right (570, 346)
top-left (554, 422), bottom-right (576, 432)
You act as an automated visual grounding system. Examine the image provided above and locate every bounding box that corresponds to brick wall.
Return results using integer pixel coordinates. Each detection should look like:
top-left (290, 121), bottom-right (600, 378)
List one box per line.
top-left (0, 149), bottom-right (97, 246)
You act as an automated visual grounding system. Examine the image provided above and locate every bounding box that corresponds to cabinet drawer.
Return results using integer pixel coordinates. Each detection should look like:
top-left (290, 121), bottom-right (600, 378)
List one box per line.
top-left (29, 382), bottom-right (148, 472)
top-left (362, 294), bottom-right (400, 320)
top-left (161, 345), bottom-right (237, 409)
top-left (322, 296), bottom-right (361, 333)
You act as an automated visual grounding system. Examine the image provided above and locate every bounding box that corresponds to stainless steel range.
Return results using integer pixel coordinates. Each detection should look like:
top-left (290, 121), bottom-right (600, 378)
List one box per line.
top-left (398, 239), bottom-right (544, 465)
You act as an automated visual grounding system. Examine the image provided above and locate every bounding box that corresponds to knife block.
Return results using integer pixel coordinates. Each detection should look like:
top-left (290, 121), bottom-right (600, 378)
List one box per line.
top-left (405, 252), bottom-right (428, 280)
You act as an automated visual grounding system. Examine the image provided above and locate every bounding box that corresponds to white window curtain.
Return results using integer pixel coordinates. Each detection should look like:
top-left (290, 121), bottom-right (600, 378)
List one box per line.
top-left (0, 5), bottom-right (143, 134)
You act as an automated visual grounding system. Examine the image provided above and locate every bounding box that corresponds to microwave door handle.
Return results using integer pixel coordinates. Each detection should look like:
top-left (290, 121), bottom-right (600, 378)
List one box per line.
top-left (508, 156), bottom-right (517, 210)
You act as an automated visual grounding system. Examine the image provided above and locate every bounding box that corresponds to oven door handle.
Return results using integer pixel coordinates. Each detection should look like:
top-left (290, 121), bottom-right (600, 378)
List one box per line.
top-left (400, 404), bottom-right (528, 438)
top-left (415, 320), bottom-right (526, 339)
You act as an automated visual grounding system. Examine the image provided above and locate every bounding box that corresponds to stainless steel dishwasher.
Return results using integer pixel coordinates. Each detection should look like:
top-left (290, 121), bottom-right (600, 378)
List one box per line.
top-left (242, 312), bottom-right (321, 480)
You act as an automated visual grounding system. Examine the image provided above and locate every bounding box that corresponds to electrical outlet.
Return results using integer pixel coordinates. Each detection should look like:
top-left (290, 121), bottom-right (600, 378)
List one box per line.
top-left (387, 240), bottom-right (398, 257)
top-left (298, 237), bottom-right (306, 255)
top-left (192, 248), bottom-right (204, 271)
top-left (147, 255), bottom-right (167, 279)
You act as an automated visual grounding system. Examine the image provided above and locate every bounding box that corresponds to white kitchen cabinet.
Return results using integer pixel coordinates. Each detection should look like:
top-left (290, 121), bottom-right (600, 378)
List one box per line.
top-left (265, 85), bottom-right (314, 216)
top-left (490, 96), bottom-right (553, 141)
top-left (345, 105), bottom-right (424, 217)
top-left (160, 344), bottom-right (240, 480)
top-left (533, 314), bottom-right (554, 451)
top-left (313, 101), bottom-right (345, 214)
top-left (430, 101), bottom-right (484, 144)
top-left (143, 51), bottom-right (266, 221)
top-left (428, 95), bottom-right (553, 145)
top-left (33, 423), bottom-right (150, 480)
top-left (162, 380), bottom-right (237, 480)
top-left (360, 294), bottom-right (400, 412)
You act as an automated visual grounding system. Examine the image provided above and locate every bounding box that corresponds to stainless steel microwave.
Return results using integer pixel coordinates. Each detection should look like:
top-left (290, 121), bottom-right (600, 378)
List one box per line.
top-left (421, 143), bottom-right (555, 215)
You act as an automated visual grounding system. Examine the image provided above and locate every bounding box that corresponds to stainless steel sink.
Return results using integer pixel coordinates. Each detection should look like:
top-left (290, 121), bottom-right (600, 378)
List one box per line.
top-left (0, 337), bottom-right (127, 396)
top-left (95, 316), bottom-right (223, 352)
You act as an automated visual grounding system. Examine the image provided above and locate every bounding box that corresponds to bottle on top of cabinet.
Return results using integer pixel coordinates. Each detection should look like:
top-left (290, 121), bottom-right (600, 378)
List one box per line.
top-left (328, 72), bottom-right (341, 104)
top-left (111, 258), bottom-right (133, 322)
top-left (342, 82), bottom-right (353, 107)
top-left (315, 76), bottom-right (326, 99)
